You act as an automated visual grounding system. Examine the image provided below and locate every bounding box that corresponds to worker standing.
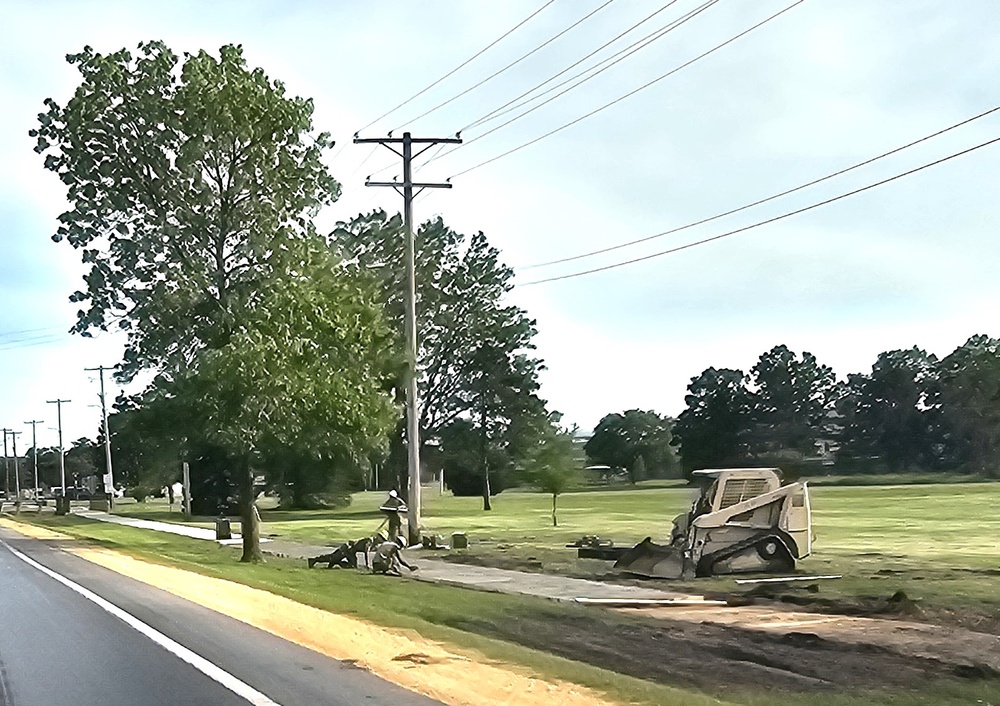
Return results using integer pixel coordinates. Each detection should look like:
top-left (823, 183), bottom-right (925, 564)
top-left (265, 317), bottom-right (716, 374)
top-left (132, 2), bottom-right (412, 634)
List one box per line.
top-left (379, 489), bottom-right (407, 541)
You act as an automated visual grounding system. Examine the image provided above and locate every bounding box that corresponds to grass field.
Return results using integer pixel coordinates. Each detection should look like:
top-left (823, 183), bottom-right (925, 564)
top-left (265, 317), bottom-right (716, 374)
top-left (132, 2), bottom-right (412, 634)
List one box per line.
top-left (119, 481), bottom-right (1000, 618)
top-left (11, 481), bottom-right (1000, 705)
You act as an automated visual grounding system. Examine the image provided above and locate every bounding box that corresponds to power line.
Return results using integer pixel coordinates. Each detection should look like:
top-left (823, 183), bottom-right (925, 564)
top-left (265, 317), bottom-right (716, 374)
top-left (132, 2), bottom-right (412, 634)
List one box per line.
top-left (357, 0), bottom-right (557, 133)
top-left (520, 134), bottom-right (1000, 286)
top-left (0, 334), bottom-right (66, 352)
top-left (431, 0), bottom-right (717, 164)
top-left (520, 105), bottom-right (1000, 270)
top-left (0, 327), bottom-right (65, 343)
top-left (448, 0), bottom-right (805, 179)
top-left (393, 0), bottom-right (619, 131)
top-left (463, 0), bottom-right (696, 133)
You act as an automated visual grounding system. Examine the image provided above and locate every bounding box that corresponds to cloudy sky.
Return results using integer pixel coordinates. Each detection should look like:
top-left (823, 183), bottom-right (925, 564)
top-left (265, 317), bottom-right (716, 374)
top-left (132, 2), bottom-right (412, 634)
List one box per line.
top-left (2, 0), bottom-right (998, 449)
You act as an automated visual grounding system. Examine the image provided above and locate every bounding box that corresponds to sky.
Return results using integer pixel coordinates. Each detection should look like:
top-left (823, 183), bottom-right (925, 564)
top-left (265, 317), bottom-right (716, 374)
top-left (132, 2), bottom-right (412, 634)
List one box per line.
top-left (1, 0), bottom-right (999, 450)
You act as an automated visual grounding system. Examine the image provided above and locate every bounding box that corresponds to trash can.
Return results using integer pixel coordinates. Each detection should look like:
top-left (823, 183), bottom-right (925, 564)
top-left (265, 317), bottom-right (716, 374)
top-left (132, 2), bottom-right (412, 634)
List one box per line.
top-left (215, 517), bottom-right (232, 540)
top-left (55, 496), bottom-right (71, 516)
top-left (451, 532), bottom-right (468, 550)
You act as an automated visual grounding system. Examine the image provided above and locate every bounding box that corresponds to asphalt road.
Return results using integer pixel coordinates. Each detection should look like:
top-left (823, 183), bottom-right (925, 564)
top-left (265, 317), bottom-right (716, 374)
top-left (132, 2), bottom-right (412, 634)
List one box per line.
top-left (0, 528), bottom-right (442, 706)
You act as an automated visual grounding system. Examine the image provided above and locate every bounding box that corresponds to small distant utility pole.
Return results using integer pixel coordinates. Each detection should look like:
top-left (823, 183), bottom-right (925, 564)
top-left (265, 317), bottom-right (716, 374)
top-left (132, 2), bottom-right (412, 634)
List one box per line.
top-left (9, 431), bottom-right (21, 505)
top-left (85, 366), bottom-right (116, 503)
top-left (24, 420), bottom-right (43, 502)
top-left (354, 130), bottom-right (462, 545)
top-left (1, 429), bottom-right (10, 499)
top-left (46, 399), bottom-right (71, 504)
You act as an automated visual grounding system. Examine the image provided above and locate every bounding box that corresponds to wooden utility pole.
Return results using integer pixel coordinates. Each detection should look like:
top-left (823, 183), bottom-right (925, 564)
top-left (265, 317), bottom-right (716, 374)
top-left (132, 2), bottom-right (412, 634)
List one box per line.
top-left (354, 131), bottom-right (462, 545)
top-left (46, 399), bottom-right (70, 513)
top-left (1, 429), bottom-right (10, 499)
top-left (9, 431), bottom-right (21, 506)
top-left (24, 420), bottom-right (43, 502)
top-left (85, 366), bottom-right (116, 503)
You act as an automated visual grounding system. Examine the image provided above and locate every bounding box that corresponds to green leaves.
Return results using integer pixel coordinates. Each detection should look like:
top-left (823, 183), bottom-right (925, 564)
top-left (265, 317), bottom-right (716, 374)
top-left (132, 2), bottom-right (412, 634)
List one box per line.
top-left (585, 409), bottom-right (677, 481)
top-left (34, 41), bottom-right (340, 380)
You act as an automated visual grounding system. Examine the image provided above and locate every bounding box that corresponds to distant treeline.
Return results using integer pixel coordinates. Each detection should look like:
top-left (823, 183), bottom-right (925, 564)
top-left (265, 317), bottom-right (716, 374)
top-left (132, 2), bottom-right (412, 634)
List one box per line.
top-left (669, 335), bottom-right (1000, 478)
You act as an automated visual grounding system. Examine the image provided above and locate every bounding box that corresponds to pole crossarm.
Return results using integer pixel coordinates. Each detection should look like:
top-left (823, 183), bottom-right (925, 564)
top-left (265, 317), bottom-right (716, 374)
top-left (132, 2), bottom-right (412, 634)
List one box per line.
top-left (353, 131), bottom-right (462, 544)
top-left (365, 181), bottom-right (452, 189)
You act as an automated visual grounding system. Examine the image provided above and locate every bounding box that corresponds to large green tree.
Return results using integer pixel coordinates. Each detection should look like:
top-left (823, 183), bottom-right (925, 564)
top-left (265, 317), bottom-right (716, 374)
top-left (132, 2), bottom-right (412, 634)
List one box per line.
top-left (746, 345), bottom-right (838, 457)
top-left (585, 409), bottom-right (677, 482)
top-left (142, 238), bottom-right (397, 560)
top-left (32, 41), bottom-right (339, 379)
top-left (33, 42), bottom-right (395, 561)
top-left (837, 347), bottom-right (940, 472)
top-left (937, 335), bottom-right (1000, 475)
top-left (331, 211), bottom-right (547, 504)
top-left (672, 368), bottom-right (752, 475)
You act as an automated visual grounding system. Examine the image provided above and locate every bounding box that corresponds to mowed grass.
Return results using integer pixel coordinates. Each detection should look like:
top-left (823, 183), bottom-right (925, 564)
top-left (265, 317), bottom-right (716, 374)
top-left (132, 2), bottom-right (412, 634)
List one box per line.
top-left (13, 482), bottom-right (1000, 706)
top-left (119, 481), bottom-right (1000, 616)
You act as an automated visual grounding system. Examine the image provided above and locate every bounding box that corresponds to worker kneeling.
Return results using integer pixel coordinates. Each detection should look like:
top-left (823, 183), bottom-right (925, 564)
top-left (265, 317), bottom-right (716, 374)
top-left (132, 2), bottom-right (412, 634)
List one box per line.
top-left (371, 536), bottom-right (416, 576)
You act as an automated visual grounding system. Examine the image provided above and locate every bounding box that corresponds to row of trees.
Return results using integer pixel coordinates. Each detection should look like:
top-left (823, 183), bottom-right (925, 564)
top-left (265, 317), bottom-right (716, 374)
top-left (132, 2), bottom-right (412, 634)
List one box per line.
top-left (35, 42), bottom-right (570, 557)
top-left (672, 339), bottom-right (1000, 477)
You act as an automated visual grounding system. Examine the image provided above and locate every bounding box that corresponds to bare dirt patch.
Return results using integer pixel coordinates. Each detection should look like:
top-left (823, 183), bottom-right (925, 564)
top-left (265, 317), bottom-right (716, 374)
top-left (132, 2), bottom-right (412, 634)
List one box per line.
top-left (444, 606), bottom-right (998, 698)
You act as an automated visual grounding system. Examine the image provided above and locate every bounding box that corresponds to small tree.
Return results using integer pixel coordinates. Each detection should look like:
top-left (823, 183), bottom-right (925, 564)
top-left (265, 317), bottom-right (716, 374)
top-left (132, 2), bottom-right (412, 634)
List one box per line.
top-left (521, 425), bottom-right (579, 527)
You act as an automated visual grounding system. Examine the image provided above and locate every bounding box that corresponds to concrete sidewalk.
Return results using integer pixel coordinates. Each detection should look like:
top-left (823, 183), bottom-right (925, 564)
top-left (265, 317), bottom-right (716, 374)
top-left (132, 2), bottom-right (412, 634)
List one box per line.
top-left (70, 508), bottom-right (274, 547)
top-left (72, 509), bottom-right (708, 604)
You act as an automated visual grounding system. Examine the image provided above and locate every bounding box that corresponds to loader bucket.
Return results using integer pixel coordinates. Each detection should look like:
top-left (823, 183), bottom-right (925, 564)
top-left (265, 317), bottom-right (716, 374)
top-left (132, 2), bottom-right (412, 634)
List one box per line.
top-left (613, 538), bottom-right (688, 579)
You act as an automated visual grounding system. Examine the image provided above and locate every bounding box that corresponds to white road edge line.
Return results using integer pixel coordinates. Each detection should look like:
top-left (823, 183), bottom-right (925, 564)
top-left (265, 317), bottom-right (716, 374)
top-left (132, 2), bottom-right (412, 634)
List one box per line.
top-left (1, 540), bottom-right (282, 706)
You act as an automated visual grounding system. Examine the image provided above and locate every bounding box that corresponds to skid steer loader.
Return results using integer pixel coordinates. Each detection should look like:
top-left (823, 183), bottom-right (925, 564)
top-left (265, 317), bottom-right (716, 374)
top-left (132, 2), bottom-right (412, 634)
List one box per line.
top-left (614, 468), bottom-right (812, 579)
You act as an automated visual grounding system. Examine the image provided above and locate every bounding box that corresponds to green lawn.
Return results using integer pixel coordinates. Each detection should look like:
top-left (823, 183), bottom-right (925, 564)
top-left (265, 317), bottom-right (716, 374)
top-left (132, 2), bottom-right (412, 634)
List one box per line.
top-left (13, 481), bottom-right (1000, 706)
top-left (118, 481), bottom-right (1000, 621)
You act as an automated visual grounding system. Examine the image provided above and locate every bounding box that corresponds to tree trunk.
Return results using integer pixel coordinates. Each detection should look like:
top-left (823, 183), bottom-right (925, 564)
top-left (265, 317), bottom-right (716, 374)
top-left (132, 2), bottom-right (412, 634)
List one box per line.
top-left (480, 402), bottom-right (491, 511)
top-left (239, 453), bottom-right (263, 563)
top-left (482, 469), bottom-right (492, 511)
top-left (552, 493), bottom-right (557, 527)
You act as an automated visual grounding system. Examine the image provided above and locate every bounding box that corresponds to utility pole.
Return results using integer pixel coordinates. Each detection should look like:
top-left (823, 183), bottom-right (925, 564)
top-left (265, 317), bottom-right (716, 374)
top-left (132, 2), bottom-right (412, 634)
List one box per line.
top-left (85, 366), bottom-right (115, 503)
top-left (46, 399), bottom-right (70, 513)
top-left (354, 130), bottom-right (462, 545)
top-left (24, 420), bottom-right (43, 503)
top-left (1, 429), bottom-right (10, 499)
top-left (9, 431), bottom-right (21, 505)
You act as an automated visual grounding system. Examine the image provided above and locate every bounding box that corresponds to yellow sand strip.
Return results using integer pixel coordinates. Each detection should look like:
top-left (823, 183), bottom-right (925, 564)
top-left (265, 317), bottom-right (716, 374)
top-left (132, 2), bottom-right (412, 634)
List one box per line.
top-left (0, 519), bottom-right (616, 706)
top-left (0, 517), bottom-right (71, 540)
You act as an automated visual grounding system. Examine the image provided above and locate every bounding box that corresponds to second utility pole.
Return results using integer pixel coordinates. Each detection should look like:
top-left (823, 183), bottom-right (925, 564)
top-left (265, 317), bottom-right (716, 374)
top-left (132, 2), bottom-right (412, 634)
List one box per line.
top-left (24, 419), bottom-right (43, 503)
top-left (46, 398), bottom-right (70, 514)
top-left (85, 365), bottom-right (115, 504)
top-left (354, 130), bottom-right (461, 545)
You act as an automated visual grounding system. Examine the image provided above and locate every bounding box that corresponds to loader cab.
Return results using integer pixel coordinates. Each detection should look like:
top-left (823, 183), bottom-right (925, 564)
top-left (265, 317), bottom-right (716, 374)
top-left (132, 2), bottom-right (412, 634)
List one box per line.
top-left (691, 468), bottom-right (783, 514)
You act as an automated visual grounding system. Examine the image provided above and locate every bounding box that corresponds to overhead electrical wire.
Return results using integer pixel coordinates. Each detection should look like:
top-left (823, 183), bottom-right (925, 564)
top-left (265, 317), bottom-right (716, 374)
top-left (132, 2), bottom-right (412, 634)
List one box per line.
top-left (393, 0), bottom-right (619, 131)
top-left (421, 0), bottom-right (718, 169)
top-left (461, 0), bottom-right (686, 133)
top-left (0, 334), bottom-right (67, 352)
top-left (0, 326), bottom-right (64, 341)
top-left (520, 135), bottom-right (1000, 286)
top-left (519, 105), bottom-right (1000, 270)
top-left (447, 0), bottom-right (805, 180)
top-left (356, 0), bottom-right (557, 133)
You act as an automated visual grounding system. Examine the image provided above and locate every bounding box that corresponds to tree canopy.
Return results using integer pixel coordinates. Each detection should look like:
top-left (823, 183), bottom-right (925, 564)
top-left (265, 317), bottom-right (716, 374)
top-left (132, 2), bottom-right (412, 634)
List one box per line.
top-left (331, 211), bottom-right (548, 505)
top-left (585, 409), bottom-right (677, 482)
top-left (34, 41), bottom-right (394, 561)
top-left (33, 41), bottom-right (340, 381)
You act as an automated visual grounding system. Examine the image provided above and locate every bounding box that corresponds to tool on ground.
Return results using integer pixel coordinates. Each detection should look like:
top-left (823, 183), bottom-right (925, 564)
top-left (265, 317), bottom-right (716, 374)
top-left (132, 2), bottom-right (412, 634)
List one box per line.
top-left (614, 468), bottom-right (812, 579)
